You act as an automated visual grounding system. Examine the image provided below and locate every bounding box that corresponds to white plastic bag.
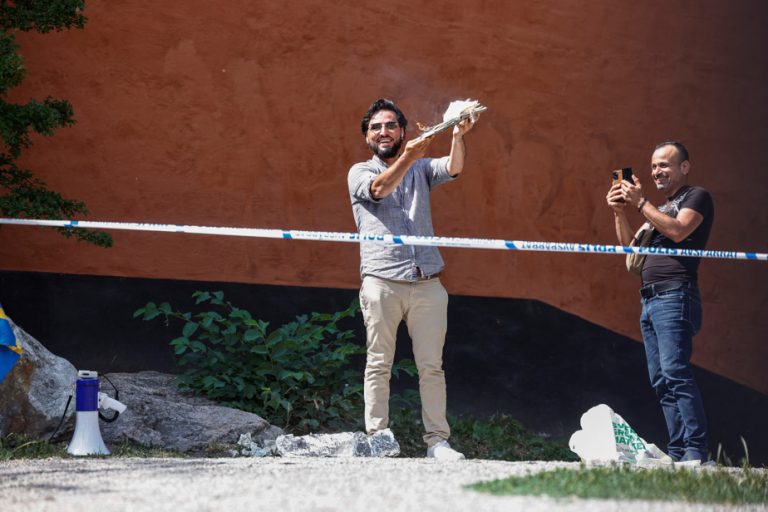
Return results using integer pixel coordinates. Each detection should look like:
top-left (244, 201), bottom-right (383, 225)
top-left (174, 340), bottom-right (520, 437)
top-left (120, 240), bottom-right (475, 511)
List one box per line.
top-left (569, 404), bottom-right (673, 465)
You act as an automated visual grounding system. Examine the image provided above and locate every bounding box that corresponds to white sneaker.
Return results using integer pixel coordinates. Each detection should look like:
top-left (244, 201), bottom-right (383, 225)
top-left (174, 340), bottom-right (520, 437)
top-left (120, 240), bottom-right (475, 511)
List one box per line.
top-left (426, 440), bottom-right (465, 461)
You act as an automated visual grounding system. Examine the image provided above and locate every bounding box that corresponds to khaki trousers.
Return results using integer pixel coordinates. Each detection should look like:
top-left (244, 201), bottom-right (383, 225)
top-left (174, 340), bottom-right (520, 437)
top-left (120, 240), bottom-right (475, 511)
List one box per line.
top-left (359, 275), bottom-right (450, 447)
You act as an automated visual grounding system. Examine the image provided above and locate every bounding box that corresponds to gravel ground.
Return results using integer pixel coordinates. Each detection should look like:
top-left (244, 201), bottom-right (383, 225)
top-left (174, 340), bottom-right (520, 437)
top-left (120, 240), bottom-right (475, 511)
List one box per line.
top-left (1, 457), bottom-right (766, 512)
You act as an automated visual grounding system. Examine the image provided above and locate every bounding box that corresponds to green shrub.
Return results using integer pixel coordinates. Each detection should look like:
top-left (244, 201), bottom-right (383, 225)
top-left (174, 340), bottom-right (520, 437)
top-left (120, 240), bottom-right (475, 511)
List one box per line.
top-left (389, 397), bottom-right (577, 460)
top-left (135, 292), bottom-right (369, 433)
top-left (450, 413), bottom-right (577, 461)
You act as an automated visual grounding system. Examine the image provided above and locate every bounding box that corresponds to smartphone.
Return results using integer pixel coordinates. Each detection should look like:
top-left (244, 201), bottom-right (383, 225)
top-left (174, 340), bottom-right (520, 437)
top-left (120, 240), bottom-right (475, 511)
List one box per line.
top-left (611, 167), bottom-right (633, 203)
top-left (612, 167), bottom-right (633, 183)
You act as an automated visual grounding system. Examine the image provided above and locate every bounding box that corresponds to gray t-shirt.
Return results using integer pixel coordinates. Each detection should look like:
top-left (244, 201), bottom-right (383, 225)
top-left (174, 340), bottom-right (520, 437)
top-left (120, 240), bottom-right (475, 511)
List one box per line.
top-left (347, 154), bottom-right (456, 281)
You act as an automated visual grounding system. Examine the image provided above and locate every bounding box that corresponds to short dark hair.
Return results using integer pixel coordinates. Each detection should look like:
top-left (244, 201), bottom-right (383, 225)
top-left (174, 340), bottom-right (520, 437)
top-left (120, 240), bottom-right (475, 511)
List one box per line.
top-left (655, 140), bottom-right (690, 164)
top-left (361, 98), bottom-right (408, 135)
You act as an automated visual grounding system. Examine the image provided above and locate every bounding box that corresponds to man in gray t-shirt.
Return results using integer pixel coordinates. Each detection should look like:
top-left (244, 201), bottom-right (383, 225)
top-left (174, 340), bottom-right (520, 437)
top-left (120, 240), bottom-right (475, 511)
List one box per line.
top-left (347, 98), bottom-right (478, 461)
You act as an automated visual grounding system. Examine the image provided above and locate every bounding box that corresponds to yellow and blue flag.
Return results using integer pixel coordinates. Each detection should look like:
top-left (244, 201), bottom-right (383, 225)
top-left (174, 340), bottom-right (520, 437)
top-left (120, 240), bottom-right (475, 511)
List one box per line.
top-left (0, 303), bottom-right (22, 384)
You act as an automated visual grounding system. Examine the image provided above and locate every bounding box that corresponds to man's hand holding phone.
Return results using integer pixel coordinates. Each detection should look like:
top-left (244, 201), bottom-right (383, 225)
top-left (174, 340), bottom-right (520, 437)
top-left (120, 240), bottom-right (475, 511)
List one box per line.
top-left (606, 182), bottom-right (627, 212)
top-left (621, 174), bottom-right (645, 210)
top-left (607, 167), bottom-right (634, 212)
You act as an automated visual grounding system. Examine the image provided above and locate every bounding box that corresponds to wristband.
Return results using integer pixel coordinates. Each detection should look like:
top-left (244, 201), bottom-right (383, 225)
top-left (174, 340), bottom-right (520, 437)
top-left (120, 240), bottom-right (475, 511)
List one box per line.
top-left (637, 197), bottom-right (647, 212)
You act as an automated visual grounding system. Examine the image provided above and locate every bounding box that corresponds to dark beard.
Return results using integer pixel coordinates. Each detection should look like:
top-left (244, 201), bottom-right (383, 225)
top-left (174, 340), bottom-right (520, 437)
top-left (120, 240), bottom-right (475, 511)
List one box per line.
top-left (369, 137), bottom-right (403, 159)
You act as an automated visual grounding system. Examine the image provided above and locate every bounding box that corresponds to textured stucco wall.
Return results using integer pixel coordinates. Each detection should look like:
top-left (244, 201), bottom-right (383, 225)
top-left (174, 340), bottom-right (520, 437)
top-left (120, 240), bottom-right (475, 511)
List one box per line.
top-left (1, 1), bottom-right (766, 393)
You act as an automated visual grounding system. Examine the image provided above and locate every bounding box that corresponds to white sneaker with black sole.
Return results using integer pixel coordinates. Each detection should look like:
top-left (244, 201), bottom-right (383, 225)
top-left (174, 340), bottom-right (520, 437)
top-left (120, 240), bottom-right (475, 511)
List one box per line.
top-left (426, 440), bottom-right (465, 461)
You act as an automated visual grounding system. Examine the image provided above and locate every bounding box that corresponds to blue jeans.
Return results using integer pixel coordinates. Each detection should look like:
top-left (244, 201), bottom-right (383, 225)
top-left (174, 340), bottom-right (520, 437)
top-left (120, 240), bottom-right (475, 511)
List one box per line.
top-left (640, 281), bottom-right (708, 461)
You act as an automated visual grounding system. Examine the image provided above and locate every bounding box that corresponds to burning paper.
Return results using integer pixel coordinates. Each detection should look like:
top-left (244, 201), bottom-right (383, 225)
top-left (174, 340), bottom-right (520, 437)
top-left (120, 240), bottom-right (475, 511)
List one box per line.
top-left (416, 99), bottom-right (487, 139)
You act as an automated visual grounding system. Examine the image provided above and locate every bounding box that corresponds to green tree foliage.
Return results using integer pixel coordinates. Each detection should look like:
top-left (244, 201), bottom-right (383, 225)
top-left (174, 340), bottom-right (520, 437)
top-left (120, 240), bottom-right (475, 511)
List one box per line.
top-left (0, 0), bottom-right (111, 247)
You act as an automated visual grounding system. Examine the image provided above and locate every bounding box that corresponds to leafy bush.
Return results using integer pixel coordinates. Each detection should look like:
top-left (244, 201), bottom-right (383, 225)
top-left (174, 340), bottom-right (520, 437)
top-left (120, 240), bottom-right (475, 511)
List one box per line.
top-left (450, 413), bottom-right (578, 461)
top-left (136, 291), bottom-right (381, 433)
top-left (389, 403), bottom-right (577, 460)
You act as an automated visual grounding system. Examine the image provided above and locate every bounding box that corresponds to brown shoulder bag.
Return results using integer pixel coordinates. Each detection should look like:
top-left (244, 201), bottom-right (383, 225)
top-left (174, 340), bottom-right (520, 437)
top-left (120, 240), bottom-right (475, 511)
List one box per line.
top-left (626, 221), bottom-right (655, 275)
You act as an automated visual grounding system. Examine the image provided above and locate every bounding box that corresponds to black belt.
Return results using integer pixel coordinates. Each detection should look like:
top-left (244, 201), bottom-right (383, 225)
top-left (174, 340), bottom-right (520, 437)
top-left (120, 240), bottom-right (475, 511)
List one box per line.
top-left (639, 280), bottom-right (695, 299)
top-left (416, 271), bottom-right (441, 281)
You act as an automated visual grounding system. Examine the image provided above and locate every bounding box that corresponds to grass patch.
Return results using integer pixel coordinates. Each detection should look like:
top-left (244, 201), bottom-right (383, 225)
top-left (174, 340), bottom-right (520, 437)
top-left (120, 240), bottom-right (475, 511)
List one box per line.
top-left (109, 440), bottom-right (185, 458)
top-left (389, 406), bottom-right (577, 461)
top-left (0, 434), bottom-right (185, 460)
top-left (470, 466), bottom-right (768, 504)
top-left (0, 433), bottom-right (67, 460)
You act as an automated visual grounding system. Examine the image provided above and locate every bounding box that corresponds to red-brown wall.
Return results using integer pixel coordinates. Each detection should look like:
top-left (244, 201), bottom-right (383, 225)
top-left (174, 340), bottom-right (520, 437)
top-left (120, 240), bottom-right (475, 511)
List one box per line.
top-left (1, 1), bottom-right (766, 393)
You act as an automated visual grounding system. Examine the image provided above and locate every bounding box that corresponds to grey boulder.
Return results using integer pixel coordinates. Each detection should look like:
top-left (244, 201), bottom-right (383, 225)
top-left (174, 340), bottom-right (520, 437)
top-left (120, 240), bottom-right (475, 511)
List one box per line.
top-left (99, 371), bottom-right (283, 453)
top-left (0, 318), bottom-right (76, 439)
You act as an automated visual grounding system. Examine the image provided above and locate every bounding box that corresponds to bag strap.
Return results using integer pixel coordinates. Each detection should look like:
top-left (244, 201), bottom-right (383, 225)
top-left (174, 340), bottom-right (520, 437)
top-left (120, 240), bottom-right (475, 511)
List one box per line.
top-left (630, 221), bottom-right (654, 246)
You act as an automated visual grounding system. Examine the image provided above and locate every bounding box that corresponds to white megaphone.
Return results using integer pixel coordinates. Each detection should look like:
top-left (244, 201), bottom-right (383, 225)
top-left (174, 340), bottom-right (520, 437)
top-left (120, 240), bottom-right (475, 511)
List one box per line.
top-left (67, 370), bottom-right (127, 456)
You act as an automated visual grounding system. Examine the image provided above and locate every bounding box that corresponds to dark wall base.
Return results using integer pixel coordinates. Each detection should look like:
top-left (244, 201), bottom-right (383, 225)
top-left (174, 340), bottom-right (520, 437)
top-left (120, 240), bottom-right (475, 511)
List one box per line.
top-left (1, 270), bottom-right (765, 465)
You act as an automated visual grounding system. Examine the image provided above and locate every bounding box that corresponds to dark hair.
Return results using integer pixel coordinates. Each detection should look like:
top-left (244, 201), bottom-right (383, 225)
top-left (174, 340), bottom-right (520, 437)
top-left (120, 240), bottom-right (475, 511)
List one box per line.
top-left (655, 140), bottom-right (690, 163)
top-left (360, 98), bottom-right (408, 135)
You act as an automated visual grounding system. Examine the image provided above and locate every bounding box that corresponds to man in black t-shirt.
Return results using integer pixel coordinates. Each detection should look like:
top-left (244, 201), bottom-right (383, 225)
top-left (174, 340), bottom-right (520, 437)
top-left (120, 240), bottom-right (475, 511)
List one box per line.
top-left (606, 141), bottom-right (714, 463)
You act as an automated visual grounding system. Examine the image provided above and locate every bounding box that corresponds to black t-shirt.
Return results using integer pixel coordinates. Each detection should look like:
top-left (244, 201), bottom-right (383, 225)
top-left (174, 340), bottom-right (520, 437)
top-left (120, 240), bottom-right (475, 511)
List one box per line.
top-left (641, 185), bottom-right (714, 285)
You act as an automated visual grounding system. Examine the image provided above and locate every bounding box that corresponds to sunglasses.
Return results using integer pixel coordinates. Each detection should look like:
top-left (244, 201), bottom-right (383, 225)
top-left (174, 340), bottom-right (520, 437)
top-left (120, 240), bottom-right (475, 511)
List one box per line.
top-left (368, 121), bottom-right (400, 133)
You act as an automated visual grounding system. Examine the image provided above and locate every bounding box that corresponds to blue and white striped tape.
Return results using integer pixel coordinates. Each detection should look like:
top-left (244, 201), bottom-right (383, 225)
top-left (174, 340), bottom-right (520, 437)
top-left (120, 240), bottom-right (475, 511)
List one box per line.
top-left (0, 217), bottom-right (766, 262)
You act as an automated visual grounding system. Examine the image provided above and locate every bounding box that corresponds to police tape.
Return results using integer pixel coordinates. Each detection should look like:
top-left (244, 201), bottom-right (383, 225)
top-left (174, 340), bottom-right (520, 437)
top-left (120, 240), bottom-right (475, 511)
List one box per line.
top-left (0, 217), bottom-right (766, 262)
